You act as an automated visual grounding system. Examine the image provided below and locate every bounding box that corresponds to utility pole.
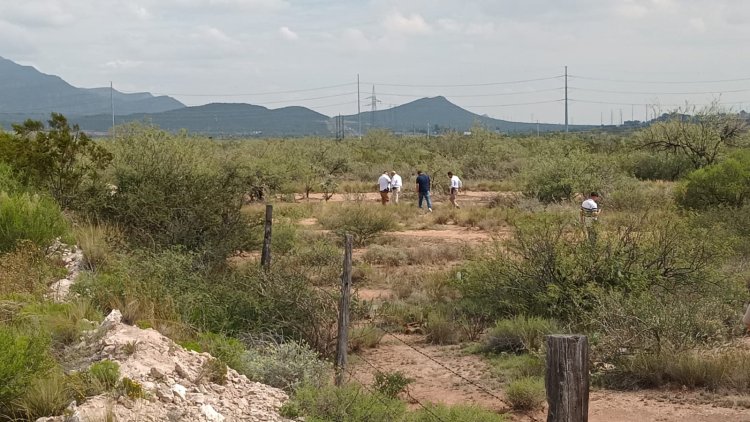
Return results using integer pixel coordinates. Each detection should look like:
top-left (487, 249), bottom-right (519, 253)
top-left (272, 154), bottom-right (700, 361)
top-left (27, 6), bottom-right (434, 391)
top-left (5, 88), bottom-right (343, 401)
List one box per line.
top-left (619, 109), bottom-right (623, 126)
top-left (357, 74), bottom-right (361, 139)
top-left (537, 120), bottom-right (540, 136)
top-left (110, 81), bottom-right (115, 136)
top-left (610, 110), bottom-right (613, 126)
top-left (364, 85), bottom-right (380, 129)
top-left (564, 65), bottom-right (569, 133)
top-left (631, 104), bottom-right (634, 122)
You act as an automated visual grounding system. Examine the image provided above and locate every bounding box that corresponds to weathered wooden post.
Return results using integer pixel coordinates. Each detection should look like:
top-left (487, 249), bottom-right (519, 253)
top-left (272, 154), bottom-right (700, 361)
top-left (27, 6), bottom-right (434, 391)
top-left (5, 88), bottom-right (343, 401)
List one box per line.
top-left (260, 204), bottom-right (273, 270)
top-left (545, 335), bottom-right (589, 422)
top-left (334, 234), bottom-right (353, 386)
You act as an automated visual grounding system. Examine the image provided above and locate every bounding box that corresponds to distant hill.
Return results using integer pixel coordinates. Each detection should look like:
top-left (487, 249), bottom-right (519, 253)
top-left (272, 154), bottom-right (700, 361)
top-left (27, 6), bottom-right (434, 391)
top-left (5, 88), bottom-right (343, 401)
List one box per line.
top-left (0, 56), bottom-right (184, 119)
top-left (345, 96), bottom-right (592, 134)
top-left (73, 103), bottom-right (331, 137)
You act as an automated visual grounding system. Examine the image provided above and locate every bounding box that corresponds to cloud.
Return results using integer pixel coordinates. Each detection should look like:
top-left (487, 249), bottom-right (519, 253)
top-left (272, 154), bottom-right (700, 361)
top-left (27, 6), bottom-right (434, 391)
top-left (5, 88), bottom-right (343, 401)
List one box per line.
top-left (437, 18), bottom-right (462, 33)
top-left (0, 2), bottom-right (76, 27)
top-left (688, 17), bottom-right (706, 32)
top-left (279, 26), bottom-right (299, 40)
top-left (383, 12), bottom-right (431, 35)
top-left (166, 0), bottom-right (289, 12)
top-left (103, 59), bottom-right (144, 69)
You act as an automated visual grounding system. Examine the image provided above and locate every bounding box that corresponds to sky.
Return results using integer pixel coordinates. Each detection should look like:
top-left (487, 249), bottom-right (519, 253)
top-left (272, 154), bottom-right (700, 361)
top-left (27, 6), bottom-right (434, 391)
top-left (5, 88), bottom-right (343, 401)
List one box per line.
top-left (2, 0), bottom-right (750, 124)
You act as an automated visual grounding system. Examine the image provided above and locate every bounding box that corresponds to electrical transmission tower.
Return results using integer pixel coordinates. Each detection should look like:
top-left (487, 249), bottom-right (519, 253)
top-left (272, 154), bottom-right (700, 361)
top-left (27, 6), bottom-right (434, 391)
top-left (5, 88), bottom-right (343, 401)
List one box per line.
top-left (364, 85), bottom-right (381, 130)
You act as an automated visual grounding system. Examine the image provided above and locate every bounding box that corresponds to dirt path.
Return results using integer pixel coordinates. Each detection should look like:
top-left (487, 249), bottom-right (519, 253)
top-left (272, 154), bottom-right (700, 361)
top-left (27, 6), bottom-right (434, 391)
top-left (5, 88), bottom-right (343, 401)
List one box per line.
top-left (350, 334), bottom-right (750, 422)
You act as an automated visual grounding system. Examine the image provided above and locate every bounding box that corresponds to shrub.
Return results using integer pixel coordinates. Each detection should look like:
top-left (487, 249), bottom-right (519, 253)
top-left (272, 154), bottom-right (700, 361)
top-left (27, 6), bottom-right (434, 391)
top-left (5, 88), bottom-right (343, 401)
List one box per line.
top-left (490, 354), bottom-right (545, 381)
top-left (241, 340), bottom-right (329, 392)
top-left (287, 384), bottom-right (406, 422)
top-left (0, 241), bottom-right (65, 298)
top-left (0, 191), bottom-right (70, 252)
top-left (73, 222), bottom-right (124, 271)
top-left (0, 327), bottom-right (53, 411)
top-left (348, 325), bottom-right (384, 352)
top-left (199, 358), bottom-right (227, 385)
top-left (18, 300), bottom-right (102, 349)
top-left (95, 125), bottom-right (252, 262)
top-left (630, 152), bottom-right (693, 181)
top-left (120, 377), bottom-right (146, 399)
top-left (373, 371), bottom-right (413, 399)
top-left (505, 376), bottom-right (545, 411)
top-left (197, 332), bottom-right (247, 372)
top-left (482, 316), bottom-right (559, 354)
top-left (89, 360), bottom-right (120, 390)
top-left (363, 244), bottom-right (408, 266)
top-left (17, 371), bottom-right (71, 420)
top-left (318, 205), bottom-right (397, 246)
top-left (424, 311), bottom-right (460, 345)
top-left (604, 350), bottom-right (750, 392)
top-left (406, 404), bottom-right (508, 422)
top-left (675, 150), bottom-right (750, 209)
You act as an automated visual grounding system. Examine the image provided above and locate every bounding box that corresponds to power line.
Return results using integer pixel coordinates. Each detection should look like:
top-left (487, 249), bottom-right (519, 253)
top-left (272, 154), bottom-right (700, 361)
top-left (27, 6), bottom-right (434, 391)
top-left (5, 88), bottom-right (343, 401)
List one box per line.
top-left (570, 98), bottom-right (750, 107)
top-left (126, 82), bottom-right (357, 97)
top-left (361, 75), bottom-right (563, 88)
top-left (569, 86), bottom-right (750, 95)
top-left (569, 74), bottom-right (750, 85)
top-left (378, 87), bottom-right (563, 98)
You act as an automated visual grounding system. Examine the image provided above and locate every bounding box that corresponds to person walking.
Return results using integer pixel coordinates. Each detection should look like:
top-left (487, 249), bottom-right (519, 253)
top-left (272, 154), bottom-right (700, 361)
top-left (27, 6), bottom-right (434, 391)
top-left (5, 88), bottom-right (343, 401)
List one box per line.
top-left (448, 171), bottom-right (462, 209)
top-left (390, 171), bottom-right (402, 204)
top-left (378, 170), bottom-right (391, 205)
top-left (580, 192), bottom-right (601, 243)
top-left (415, 170), bottom-right (432, 212)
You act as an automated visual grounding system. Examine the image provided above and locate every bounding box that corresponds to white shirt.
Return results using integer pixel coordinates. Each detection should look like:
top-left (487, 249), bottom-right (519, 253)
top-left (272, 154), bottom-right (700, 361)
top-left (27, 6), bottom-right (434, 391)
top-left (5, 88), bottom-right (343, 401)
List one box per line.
top-left (450, 175), bottom-right (462, 189)
top-left (378, 174), bottom-right (391, 191)
top-left (581, 198), bottom-right (598, 214)
top-left (391, 174), bottom-right (402, 188)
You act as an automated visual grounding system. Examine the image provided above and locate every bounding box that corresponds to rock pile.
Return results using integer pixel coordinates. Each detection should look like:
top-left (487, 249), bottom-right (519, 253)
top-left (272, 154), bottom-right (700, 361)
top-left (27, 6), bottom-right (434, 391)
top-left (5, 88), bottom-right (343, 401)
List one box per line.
top-left (46, 239), bottom-right (85, 302)
top-left (39, 310), bottom-right (290, 422)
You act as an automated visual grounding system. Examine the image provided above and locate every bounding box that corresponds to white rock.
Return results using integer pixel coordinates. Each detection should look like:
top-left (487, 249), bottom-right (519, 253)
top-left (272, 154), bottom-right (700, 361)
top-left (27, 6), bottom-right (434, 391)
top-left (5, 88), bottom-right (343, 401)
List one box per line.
top-left (171, 384), bottom-right (187, 401)
top-left (200, 404), bottom-right (225, 422)
top-left (105, 309), bottom-right (123, 324)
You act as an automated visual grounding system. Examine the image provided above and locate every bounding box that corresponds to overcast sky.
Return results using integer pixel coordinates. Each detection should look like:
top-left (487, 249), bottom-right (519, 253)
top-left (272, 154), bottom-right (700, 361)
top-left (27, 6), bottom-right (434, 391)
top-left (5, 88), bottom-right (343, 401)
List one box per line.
top-left (2, 0), bottom-right (750, 124)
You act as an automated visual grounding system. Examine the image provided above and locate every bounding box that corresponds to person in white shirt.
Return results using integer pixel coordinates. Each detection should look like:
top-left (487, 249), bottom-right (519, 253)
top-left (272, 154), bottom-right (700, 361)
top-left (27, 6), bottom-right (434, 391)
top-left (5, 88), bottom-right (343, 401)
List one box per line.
top-left (447, 171), bottom-right (462, 209)
top-left (389, 171), bottom-right (402, 204)
top-left (378, 171), bottom-right (391, 205)
top-left (580, 192), bottom-right (601, 243)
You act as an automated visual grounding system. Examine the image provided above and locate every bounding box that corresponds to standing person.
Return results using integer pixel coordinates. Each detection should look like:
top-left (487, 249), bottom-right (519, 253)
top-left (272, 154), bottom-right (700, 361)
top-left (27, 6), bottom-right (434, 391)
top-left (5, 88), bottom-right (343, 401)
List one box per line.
top-left (390, 171), bottom-right (402, 204)
top-left (580, 192), bottom-right (601, 243)
top-left (415, 170), bottom-right (432, 212)
top-left (378, 171), bottom-right (391, 205)
top-left (448, 171), bottom-right (462, 209)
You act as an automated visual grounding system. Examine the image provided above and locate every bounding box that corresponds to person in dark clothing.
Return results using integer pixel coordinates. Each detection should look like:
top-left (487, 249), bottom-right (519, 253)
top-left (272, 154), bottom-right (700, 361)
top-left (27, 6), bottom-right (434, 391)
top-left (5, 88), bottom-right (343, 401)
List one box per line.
top-left (415, 170), bottom-right (432, 212)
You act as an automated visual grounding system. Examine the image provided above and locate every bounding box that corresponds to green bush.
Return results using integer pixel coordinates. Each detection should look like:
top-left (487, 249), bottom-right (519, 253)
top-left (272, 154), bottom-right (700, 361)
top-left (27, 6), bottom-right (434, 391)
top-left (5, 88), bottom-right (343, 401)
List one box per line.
top-left (406, 404), bottom-right (507, 422)
top-left (373, 371), bottom-right (413, 399)
top-left (604, 350), bottom-right (750, 392)
top-left (630, 152), bottom-right (693, 181)
top-left (17, 371), bottom-right (72, 420)
top-left (505, 376), bottom-right (545, 411)
top-left (0, 327), bottom-right (53, 411)
top-left (89, 360), bottom-right (121, 390)
top-left (348, 325), bottom-right (384, 352)
top-left (482, 316), bottom-right (558, 354)
top-left (675, 150), bottom-right (750, 209)
top-left (197, 332), bottom-right (248, 372)
top-left (242, 340), bottom-right (329, 392)
top-left (318, 205), bottom-right (397, 246)
top-left (199, 358), bottom-right (227, 385)
top-left (286, 384), bottom-right (406, 422)
top-left (0, 191), bottom-right (70, 252)
top-left (490, 354), bottom-right (545, 381)
top-left (424, 311), bottom-right (460, 345)
top-left (94, 125), bottom-right (252, 262)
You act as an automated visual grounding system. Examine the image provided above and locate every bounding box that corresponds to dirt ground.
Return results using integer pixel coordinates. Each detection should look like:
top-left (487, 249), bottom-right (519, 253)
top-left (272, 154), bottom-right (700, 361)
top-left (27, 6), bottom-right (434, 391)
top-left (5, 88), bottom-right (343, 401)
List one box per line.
top-left (349, 334), bottom-right (750, 422)
top-left (289, 190), bottom-right (750, 421)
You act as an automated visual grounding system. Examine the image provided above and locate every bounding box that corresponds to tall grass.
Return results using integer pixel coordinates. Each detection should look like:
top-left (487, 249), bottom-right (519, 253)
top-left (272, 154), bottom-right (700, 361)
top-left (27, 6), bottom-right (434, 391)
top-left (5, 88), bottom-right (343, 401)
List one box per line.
top-left (0, 192), bottom-right (70, 252)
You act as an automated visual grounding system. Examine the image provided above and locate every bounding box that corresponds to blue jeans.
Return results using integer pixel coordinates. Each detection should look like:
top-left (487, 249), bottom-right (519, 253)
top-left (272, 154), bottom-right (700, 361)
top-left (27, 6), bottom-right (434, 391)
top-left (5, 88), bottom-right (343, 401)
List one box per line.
top-left (418, 191), bottom-right (432, 209)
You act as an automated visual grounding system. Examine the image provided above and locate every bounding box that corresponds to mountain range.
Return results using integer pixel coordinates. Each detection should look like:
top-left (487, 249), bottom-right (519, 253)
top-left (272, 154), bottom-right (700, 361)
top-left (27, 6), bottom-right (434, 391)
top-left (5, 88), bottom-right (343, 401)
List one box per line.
top-left (0, 56), bottom-right (589, 136)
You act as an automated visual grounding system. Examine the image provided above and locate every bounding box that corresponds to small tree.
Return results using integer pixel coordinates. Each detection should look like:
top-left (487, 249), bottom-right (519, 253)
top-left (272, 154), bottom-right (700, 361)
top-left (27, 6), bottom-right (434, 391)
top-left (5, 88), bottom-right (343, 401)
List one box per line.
top-left (9, 113), bottom-right (112, 208)
top-left (637, 103), bottom-right (746, 169)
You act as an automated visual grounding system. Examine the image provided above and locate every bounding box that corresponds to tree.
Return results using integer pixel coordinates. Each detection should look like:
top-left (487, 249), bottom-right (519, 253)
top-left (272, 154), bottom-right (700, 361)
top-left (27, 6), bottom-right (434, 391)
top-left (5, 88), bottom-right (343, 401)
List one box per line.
top-left (636, 104), bottom-right (747, 169)
top-left (8, 113), bottom-right (112, 208)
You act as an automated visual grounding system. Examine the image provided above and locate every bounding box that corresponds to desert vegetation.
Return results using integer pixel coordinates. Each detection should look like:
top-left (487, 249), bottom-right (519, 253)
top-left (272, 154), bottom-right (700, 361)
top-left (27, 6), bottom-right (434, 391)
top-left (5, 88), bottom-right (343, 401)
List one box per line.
top-left (1, 110), bottom-right (750, 421)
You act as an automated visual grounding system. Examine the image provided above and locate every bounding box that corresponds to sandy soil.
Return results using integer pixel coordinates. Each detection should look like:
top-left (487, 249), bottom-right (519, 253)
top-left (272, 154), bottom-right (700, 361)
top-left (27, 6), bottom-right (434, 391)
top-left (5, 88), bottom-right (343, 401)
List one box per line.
top-left (349, 334), bottom-right (750, 422)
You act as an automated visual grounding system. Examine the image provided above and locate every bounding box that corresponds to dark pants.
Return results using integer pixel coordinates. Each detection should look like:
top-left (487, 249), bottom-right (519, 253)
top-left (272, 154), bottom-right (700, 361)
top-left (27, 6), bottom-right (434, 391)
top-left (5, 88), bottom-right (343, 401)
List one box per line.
top-left (418, 191), bottom-right (432, 209)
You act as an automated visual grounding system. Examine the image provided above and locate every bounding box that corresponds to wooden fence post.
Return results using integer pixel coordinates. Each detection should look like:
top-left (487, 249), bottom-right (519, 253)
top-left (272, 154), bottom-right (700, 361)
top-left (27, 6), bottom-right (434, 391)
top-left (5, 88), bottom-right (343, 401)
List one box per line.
top-left (545, 335), bottom-right (589, 422)
top-left (260, 204), bottom-right (273, 270)
top-left (335, 234), bottom-right (353, 386)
